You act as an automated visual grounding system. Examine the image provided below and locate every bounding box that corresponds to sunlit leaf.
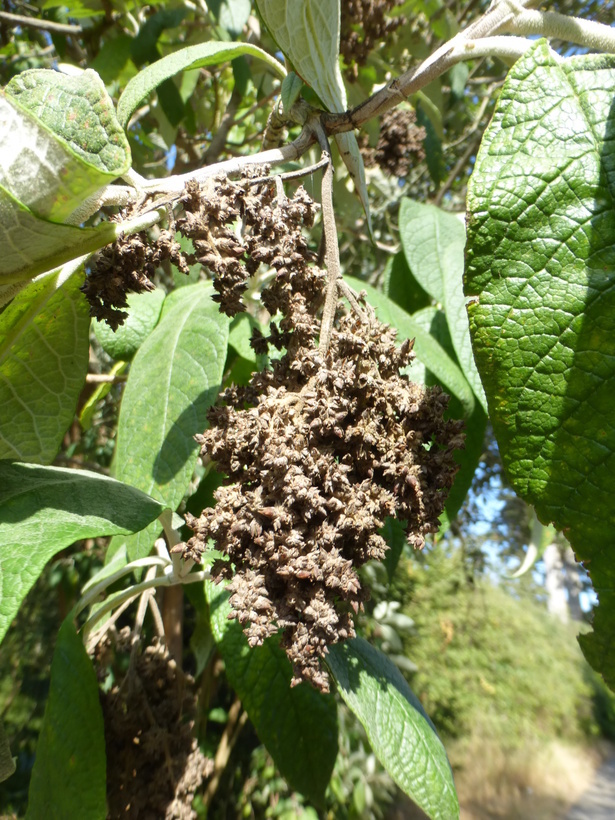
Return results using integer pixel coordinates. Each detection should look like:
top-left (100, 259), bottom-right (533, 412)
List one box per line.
top-left (465, 42), bottom-right (615, 687)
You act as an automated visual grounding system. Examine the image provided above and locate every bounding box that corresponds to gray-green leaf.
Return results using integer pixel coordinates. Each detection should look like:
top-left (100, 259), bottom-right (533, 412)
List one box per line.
top-left (93, 287), bottom-right (165, 361)
top-left (0, 462), bottom-right (166, 645)
top-left (0, 719), bottom-right (15, 783)
top-left (117, 41), bottom-right (286, 128)
top-left (0, 186), bottom-right (118, 283)
top-left (399, 199), bottom-right (487, 411)
top-left (2, 69), bottom-right (130, 223)
top-left (113, 282), bottom-right (228, 559)
top-left (327, 638), bottom-right (459, 820)
top-left (26, 617), bottom-right (106, 820)
top-left (256, 0), bottom-right (371, 227)
top-left (0, 264), bottom-right (90, 463)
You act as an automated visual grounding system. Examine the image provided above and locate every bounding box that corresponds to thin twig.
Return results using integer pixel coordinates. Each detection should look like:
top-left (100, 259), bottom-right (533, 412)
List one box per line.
top-left (247, 154), bottom-right (330, 187)
top-left (338, 280), bottom-right (371, 324)
top-left (85, 373), bottom-right (128, 384)
top-left (434, 128), bottom-right (484, 206)
top-left (0, 10), bottom-right (82, 34)
top-left (85, 596), bottom-right (135, 654)
top-left (313, 122), bottom-right (343, 355)
top-left (203, 697), bottom-right (249, 806)
top-left (323, 0), bottom-right (537, 133)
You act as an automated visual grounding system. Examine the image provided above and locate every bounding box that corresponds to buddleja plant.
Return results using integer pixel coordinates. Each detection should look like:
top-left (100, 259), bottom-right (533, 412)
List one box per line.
top-left (1, 0), bottom-right (614, 817)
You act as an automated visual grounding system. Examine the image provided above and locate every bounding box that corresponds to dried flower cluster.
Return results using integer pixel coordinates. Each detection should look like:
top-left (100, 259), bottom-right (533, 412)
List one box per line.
top-left (83, 227), bottom-right (187, 329)
top-left (341, 0), bottom-right (407, 80)
top-left (176, 178), bottom-right (464, 691)
top-left (360, 108), bottom-right (426, 179)
top-left (176, 174), bottom-right (319, 318)
top-left (97, 630), bottom-right (211, 819)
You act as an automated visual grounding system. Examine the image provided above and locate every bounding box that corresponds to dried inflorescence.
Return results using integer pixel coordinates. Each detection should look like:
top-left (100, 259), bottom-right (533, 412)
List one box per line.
top-left (176, 174), bottom-right (320, 318)
top-left (83, 227), bottom-right (187, 329)
top-left (341, 0), bottom-right (407, 80)
top-left (360, 108), bottom-right (426, 179)
top-left (175, 178), bottom-right (464, 691)
top-left (84, 170), bottom-right (312, 327)
top-left (97, 630), bottom-right (212, 819)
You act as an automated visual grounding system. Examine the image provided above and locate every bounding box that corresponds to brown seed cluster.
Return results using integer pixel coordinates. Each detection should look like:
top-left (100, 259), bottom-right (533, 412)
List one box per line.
top-left (98, 631), bottom-right (212, 819)
top-left (83, 227), bottom-right (187, 329)
top-left (360, 108), bottom-right (426, 179)
top-left (341, 0), bottom-right (407, 80)
top-left (176, 179), bottom-right (464, 691)
top-left (176, 174), bottom-right (320, 317)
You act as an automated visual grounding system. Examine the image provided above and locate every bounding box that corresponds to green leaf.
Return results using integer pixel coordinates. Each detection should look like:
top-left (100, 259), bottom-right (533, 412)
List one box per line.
top-left (89, 35), bottom-right (135, 86)
top-left (130, 8), bottom-right (188, 66)
top-left (335, 132), bottom-right (372, 234)
top-left (281, 71), bottom-right (304, 112)
top-left (399, 198), bottom-right (487, 411)
top-left (228, 312), bottom-right (262, 364)
top-left (0, 719), bottom-right (15, 783)
top-left (117, 42), bottom-right (286, 128)
top-left (344, 276), bottom-right (475, 416)
top-left (382, 517), bottom-right (407, 581)
top-left (0, 462), bottom-right (165, 646)
top-left (93, 287), bottom-right (165, 361)
top-left (0, 264), bottom-right (90, 463)
top-left (440, 402), bottom-right (487, 531)
top-left (205, 580), bottom-right (338, 806)
top-left (209, 0), bottom-right (252, 37)
top-left (382, 250), bottom-right (431, 315)
top-left (2, 69), bottom-right (130, 223)
top-left (327, 638), bottom-right (459, 820)
top-left (0, 185), bottom-right (118, 283)
top-left (256, 0), bottom-right (371, 228)
top-left (416, 105), bottom-right (444, 186)
top-left (511, 511), bottom-right (555, 578)
top-left (256, 0), bottom-right (343, 113)
top-left (113, 283), bottom-right (229, 559)
top-left (464, 43), bottom-right (615, 686)
top-left (26, 617), bottom-right (106, 820)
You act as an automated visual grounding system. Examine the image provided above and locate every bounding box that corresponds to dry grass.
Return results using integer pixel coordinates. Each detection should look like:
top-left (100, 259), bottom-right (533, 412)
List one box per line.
top-left (454, 737), bottom-right (610, 820)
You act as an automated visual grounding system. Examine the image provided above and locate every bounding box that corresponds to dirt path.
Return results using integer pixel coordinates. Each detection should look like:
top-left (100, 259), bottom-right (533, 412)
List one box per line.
top-left (565, 758), bottom-right (615, 819)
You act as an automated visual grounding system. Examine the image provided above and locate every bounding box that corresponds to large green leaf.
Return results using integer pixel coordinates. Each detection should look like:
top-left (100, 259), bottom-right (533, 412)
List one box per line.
top-left (256, 0), bottom-right (371, 228)
top-left (344, 276), bottom-right (475, 416)
top-left (2, 69), bottom-right (130, 223)
top-left (465, 43), bottom-right (615, 685)
top-left (0, 462), bottom-right (165, 645)
top-left (26, 617), bottom-right (106, 820)
top-left (0, 186), bottom-right (118, 282)
top-left (256, 0), bottom-right (342, 113)
top-left (205, 580), bottom-right (338, 806)
top-left (117, 41), bottom-right (286, 128)
top-left (327, 638), bottom-right (459, 820)
top-left (0, 264), bottom-right (90, 463)
top-left (93, 286), bottom-right (165, 361)
top-left (113, 282), bottom-right (228, 560)
top-left (399, 199), bottom-right (487, 411)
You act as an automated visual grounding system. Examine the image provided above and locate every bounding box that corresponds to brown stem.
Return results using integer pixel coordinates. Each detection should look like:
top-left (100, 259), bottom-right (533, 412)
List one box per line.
top-left (203, 697), bottom-right (249, 806)
top-left (0, 10), bottom-right (82, 33)
top-left (313, 122), bottom-right (343, 355)
top-left (162, 585), bottom-right (184, 663)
